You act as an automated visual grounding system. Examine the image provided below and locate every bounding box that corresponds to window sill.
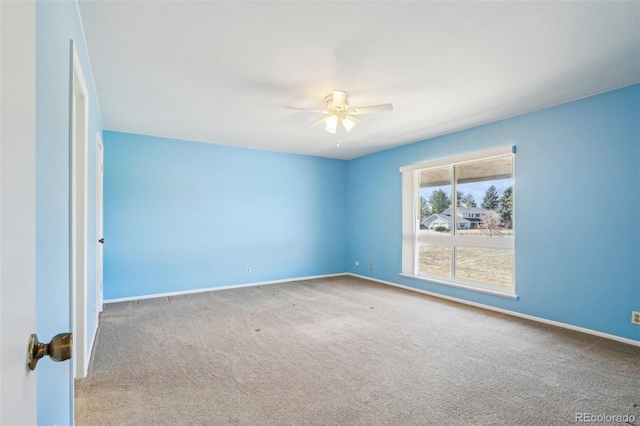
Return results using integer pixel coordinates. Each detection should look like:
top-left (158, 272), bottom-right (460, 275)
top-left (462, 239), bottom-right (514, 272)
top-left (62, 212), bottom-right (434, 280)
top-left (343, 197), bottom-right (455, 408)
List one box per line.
top-left (399, 273), bottom-right (519, 300)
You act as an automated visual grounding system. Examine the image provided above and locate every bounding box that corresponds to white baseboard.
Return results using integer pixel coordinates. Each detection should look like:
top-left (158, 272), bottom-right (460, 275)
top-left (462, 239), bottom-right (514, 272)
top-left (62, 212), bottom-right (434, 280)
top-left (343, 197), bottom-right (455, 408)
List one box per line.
top-left (347, 273), bottom-right (640, 348)
top-left (103, 273), bottom-right (346, 304)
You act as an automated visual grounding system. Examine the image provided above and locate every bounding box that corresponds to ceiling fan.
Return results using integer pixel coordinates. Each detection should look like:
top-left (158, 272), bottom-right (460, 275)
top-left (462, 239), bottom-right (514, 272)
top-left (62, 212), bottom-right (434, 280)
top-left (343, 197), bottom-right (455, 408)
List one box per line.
top-left (286, 89), bottom-right (393, 147)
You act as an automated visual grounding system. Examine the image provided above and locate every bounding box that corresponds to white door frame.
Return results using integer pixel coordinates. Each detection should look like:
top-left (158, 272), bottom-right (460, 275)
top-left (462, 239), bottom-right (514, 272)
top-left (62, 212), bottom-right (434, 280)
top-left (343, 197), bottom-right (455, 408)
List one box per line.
top-left (71, 42), bottom-right (89, 379)
top-left (96, 133), bottom-right (104, 320)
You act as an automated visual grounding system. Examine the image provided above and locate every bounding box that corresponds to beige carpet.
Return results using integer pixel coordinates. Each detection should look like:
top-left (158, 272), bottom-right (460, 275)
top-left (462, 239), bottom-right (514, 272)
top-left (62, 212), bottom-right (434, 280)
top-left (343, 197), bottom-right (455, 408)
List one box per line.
top-left (75, 276), bottom-right (640, 425)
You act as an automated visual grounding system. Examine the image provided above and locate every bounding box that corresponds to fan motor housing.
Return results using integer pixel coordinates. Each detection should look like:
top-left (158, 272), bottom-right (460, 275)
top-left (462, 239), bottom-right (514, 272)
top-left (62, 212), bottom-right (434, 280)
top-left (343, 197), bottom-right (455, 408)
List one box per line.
top-left (325, 91), bottom-right (349, 111)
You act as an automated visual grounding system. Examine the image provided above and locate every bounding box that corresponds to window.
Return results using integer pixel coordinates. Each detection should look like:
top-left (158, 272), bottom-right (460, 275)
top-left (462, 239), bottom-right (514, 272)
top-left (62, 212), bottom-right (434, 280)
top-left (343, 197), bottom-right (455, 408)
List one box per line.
top-left (400, 146), bottom-right (515, 297)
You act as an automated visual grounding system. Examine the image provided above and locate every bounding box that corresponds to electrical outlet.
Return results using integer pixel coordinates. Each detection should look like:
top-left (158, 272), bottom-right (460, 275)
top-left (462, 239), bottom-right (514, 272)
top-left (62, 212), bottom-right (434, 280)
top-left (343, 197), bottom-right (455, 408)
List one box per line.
top-left (632, 311), bottom-right (640, 325)
top-left (246, 267), bottom-right (251, 274)
top-left (355, 261), bottom-right (359, 266)
top-left (369, 263), bottom-right (374, 270)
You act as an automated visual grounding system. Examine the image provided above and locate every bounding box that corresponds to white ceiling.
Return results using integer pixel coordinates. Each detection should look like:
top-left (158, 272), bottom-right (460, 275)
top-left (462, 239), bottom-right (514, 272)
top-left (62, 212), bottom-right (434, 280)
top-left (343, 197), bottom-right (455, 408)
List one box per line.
top-left (78, 1), bottom-right (640, 160)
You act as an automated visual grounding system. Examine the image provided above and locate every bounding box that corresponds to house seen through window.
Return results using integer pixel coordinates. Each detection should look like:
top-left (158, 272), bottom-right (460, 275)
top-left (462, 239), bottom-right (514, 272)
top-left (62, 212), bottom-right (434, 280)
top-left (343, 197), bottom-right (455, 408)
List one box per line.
top-left (401, 146), bottom-right (515, 297)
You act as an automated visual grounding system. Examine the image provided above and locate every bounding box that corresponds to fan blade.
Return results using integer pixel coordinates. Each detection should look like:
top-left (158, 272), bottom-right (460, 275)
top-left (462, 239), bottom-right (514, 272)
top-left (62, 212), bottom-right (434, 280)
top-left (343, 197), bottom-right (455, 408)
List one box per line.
top-left (333, 90), bottom-right (348, 110)
top-left (306, 117), bottom-right (327, 127)
top-left (285, 106), bottom-right (330, 114)
top-left (346, 103), bottom-right (393, 115)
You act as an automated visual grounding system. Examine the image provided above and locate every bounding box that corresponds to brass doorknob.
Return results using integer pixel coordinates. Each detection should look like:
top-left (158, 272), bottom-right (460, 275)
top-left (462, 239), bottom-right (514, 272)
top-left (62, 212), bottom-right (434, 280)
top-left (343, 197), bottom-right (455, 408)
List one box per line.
top-left (28, 333), bottom-right (72, 371)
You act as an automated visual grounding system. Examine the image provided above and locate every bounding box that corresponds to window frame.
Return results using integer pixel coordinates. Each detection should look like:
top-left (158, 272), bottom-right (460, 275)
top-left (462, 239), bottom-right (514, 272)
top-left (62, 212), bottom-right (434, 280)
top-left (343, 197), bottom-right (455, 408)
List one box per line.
top-left (400, 146), bottom-right (516, 298)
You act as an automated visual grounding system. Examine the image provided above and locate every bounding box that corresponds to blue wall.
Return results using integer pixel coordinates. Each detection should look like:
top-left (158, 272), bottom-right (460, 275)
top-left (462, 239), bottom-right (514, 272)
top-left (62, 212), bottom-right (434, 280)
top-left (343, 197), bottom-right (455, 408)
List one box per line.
top-left (36, 1), bottom-right (102, 423)
top-left (347, 84), bottom-right (640, 342)
top-left (103, 132), bottom-right (347, 299)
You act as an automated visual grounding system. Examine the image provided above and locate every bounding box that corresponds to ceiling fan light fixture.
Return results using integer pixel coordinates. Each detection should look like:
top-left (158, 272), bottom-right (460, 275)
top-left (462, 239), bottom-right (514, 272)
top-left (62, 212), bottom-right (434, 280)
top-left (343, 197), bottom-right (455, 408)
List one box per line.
top-left (325, 115), bottom-right (338, 134)
top-left (342, 116), bottom-right (356, 132)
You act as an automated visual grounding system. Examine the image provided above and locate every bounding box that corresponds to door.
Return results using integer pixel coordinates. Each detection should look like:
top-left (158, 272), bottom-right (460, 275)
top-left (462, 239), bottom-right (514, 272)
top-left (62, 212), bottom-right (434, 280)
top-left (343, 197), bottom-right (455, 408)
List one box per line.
top-left (2, 2), bottom-right (76, 424)
top-left (0, 1), bottom-right (38, 423)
